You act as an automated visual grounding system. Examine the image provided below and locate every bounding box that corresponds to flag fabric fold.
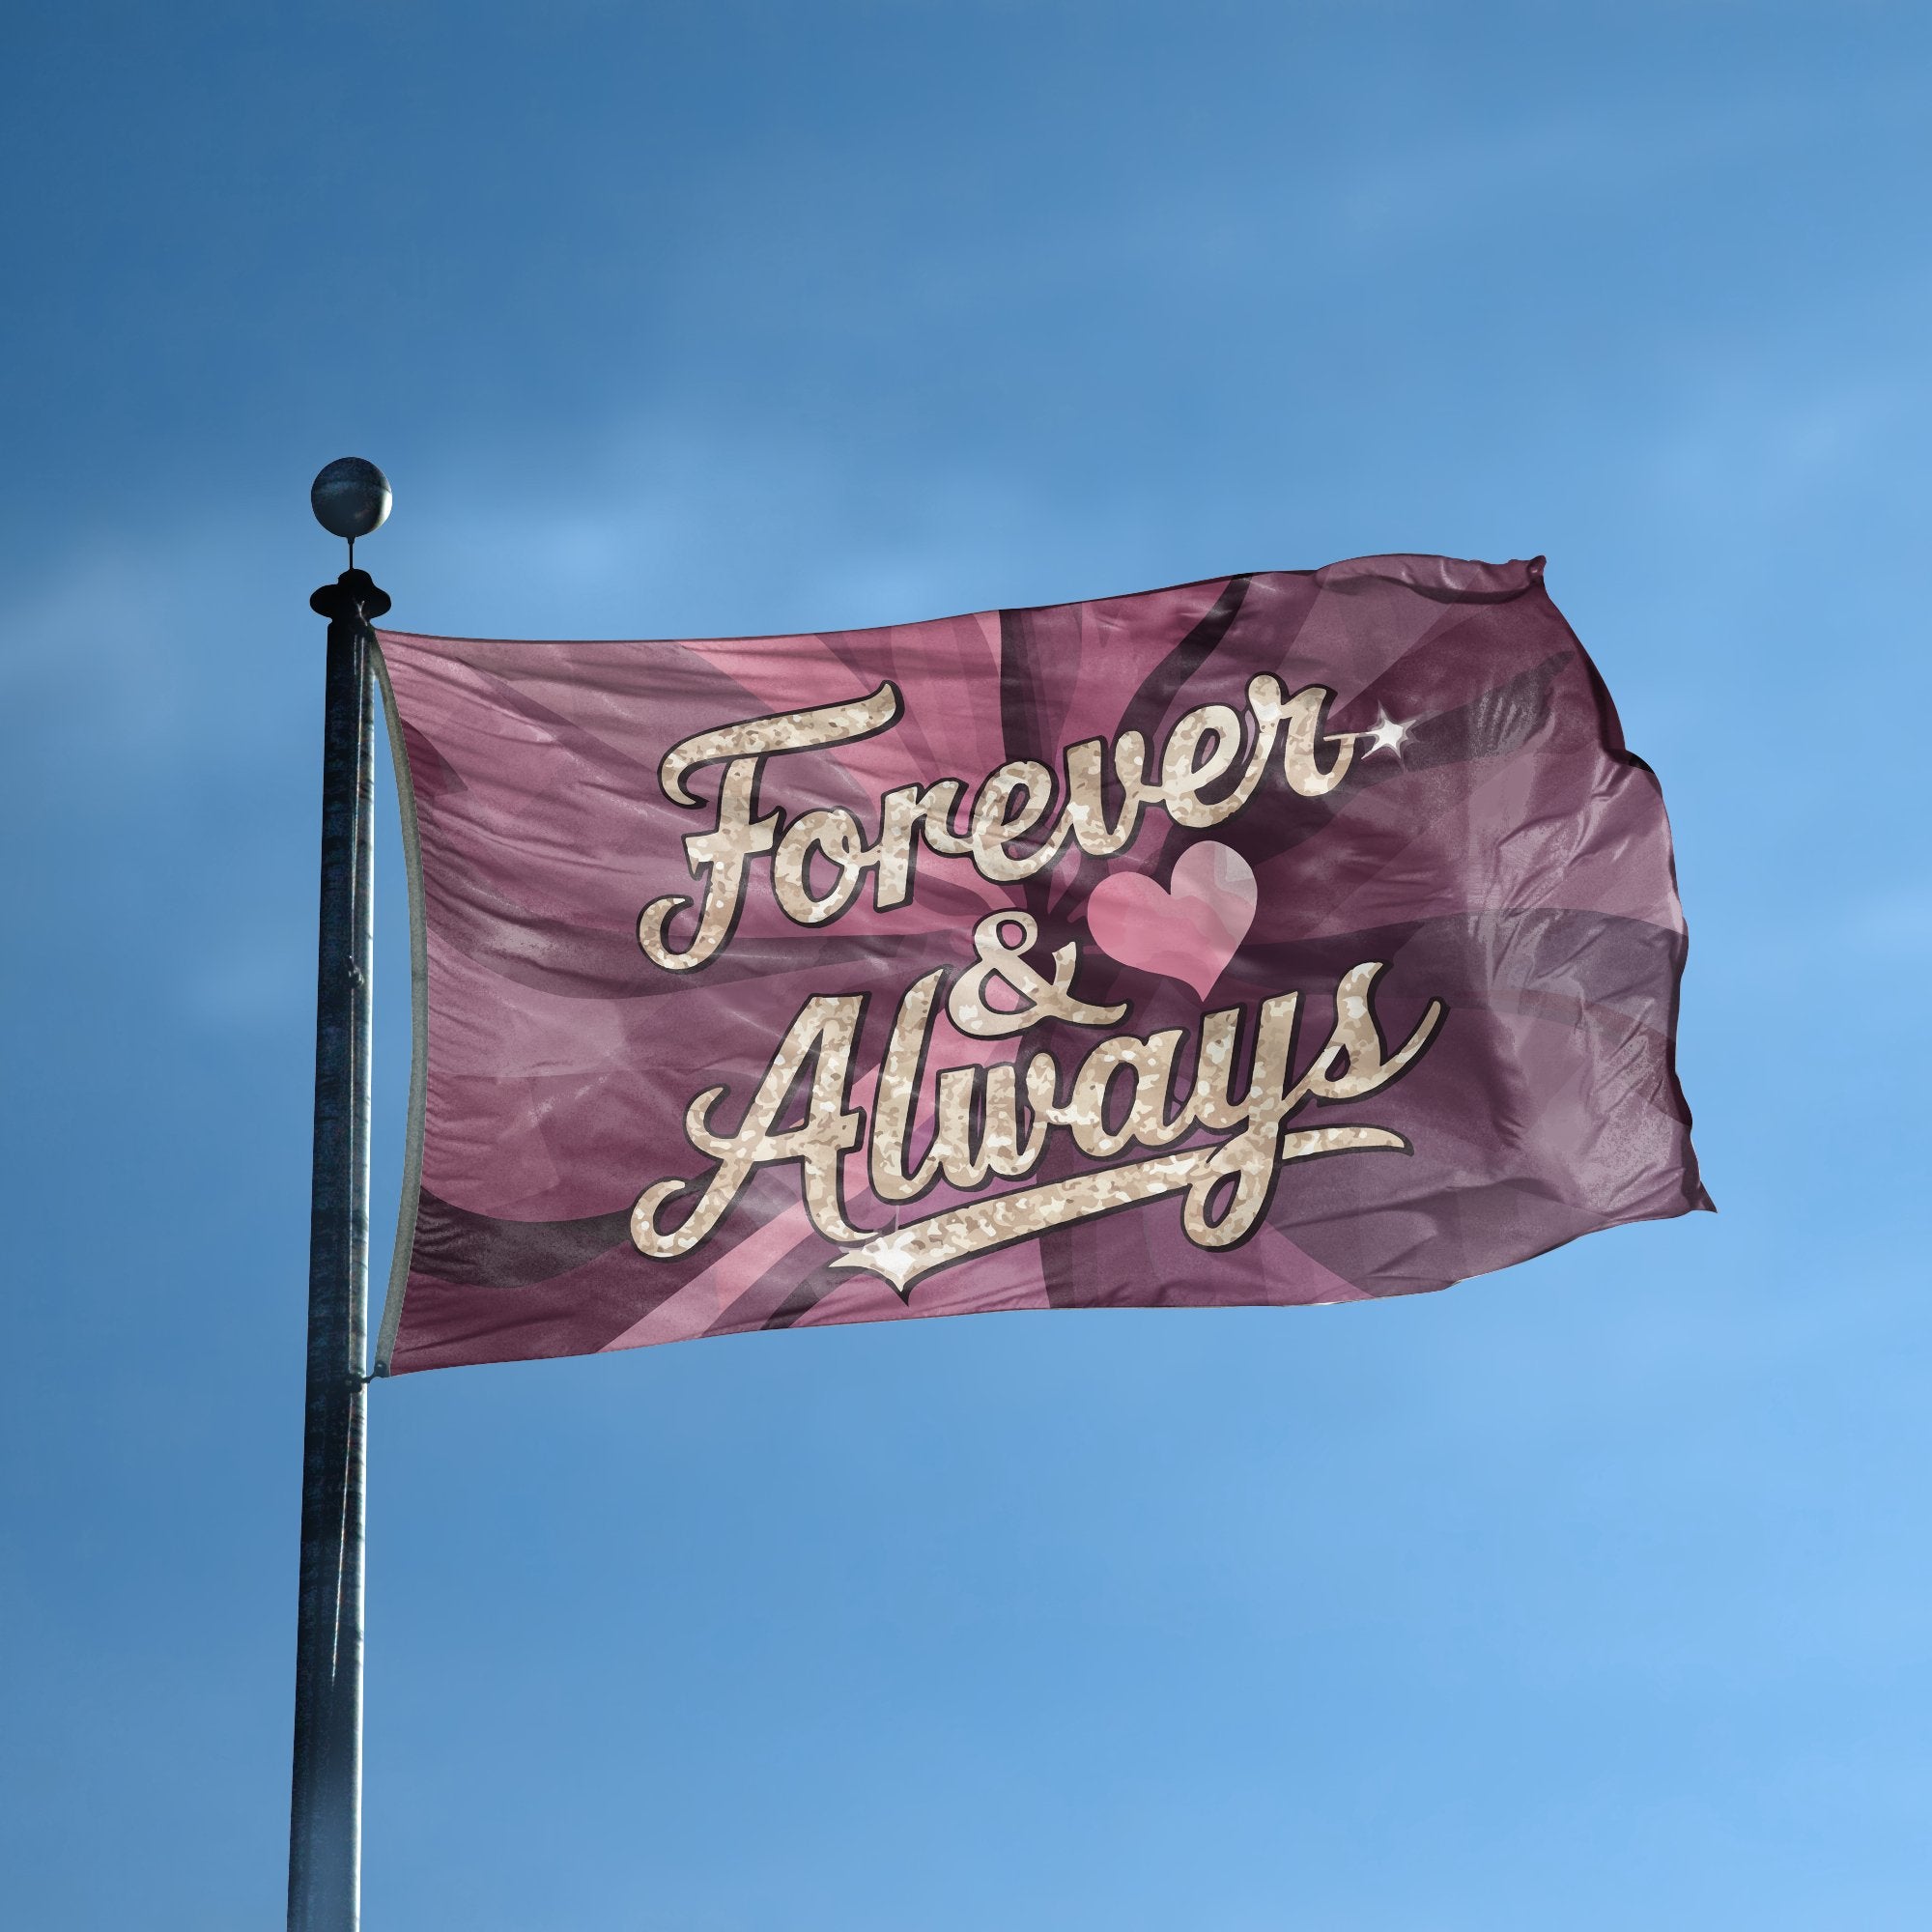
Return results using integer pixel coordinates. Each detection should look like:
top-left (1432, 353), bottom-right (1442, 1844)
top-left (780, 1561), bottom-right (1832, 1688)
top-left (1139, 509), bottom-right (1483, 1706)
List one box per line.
top-left (373, 554), bottom-right (1707, 1376)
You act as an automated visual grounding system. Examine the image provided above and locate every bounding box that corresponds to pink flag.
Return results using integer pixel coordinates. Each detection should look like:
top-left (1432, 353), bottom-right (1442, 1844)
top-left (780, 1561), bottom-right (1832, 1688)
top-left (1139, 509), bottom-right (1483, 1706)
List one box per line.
top-left (372, 555), bottom-right (1707, 1375)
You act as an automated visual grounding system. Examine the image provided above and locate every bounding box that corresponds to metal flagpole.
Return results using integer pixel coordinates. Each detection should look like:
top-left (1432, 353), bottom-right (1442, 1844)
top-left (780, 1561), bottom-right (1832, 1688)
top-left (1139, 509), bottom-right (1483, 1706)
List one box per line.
top-left (290, 459), bottom-right (392, 1932)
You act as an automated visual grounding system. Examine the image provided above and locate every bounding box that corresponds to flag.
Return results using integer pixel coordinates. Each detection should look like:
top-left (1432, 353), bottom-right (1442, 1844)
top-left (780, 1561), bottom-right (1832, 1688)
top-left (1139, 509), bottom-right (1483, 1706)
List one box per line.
top-left (372, 554), bottom-right (1708, 1375)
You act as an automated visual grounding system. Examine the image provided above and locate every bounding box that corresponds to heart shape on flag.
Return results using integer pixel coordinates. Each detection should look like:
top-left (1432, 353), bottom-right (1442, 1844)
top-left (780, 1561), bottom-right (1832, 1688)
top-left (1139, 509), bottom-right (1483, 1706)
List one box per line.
top-left (1085, 840), bottom-right (1258, 1001)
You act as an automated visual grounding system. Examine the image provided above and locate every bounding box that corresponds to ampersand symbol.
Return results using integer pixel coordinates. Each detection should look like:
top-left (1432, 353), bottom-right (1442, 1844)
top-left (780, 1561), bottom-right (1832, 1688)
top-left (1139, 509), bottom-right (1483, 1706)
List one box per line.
top-left (947, 911), bottom-right (1129, 1038)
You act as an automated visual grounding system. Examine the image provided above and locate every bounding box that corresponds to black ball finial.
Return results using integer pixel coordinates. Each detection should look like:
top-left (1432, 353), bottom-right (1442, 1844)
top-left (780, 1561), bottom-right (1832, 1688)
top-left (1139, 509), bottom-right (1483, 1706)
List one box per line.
top-left (310, 457), bottom-right (392, 542)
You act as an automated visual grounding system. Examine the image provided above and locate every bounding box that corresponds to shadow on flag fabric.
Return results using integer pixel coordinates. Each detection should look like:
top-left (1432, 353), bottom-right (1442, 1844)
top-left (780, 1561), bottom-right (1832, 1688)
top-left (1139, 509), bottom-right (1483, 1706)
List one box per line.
top-left (371, 554), bottom-right (1709, 1375)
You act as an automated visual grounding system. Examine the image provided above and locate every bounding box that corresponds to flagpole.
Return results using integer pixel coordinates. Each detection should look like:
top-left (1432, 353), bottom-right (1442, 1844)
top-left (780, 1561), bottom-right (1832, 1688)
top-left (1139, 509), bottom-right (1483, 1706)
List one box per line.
top-left (290, 460), bottom-right (391, 1932)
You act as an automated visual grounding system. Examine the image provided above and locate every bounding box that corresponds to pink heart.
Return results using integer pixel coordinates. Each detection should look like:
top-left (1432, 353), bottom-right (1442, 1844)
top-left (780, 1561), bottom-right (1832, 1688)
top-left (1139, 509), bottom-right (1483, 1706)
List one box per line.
top-left (1085, 841), bottom-right (1258, 1001)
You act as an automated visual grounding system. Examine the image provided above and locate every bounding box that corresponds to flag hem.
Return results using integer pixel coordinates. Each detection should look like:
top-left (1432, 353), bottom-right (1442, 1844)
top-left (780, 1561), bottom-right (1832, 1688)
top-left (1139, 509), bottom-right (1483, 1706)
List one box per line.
top-left (371, 638), bottom-right (430, 1377)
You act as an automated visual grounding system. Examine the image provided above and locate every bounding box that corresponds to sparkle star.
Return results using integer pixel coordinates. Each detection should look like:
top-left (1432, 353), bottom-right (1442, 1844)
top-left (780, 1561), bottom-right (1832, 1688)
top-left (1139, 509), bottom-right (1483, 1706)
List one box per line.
top-left (1363, 711), bottom-right (1409, 757)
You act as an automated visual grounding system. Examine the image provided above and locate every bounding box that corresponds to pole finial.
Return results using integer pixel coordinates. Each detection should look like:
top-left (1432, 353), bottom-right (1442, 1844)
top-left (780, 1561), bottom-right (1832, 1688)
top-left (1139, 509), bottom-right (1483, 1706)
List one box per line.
top-left (310, 458), bottom-right (392, 566)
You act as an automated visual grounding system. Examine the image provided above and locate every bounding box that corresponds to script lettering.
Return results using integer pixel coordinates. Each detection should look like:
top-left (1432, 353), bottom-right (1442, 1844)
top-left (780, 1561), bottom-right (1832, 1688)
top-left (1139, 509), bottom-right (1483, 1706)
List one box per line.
top-left (628, 665), bottom-right (1442, 1289)
top-left (639, 673), bottom-right (1362, 965)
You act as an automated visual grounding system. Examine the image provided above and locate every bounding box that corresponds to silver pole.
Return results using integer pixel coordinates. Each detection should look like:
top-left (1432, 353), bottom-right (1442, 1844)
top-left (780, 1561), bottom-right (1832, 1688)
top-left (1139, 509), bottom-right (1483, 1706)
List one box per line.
top-left (291, 462), bottom-right (391, 1932)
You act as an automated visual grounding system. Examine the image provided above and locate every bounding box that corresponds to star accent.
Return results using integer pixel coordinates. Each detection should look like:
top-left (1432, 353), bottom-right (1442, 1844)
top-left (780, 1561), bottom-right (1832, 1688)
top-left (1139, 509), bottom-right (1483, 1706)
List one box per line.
top-left (1363, 710), bottom-right (1409, 757)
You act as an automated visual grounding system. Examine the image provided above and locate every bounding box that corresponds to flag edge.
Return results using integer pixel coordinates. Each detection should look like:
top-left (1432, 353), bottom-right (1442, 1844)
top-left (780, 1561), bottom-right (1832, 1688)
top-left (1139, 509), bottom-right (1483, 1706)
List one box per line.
top-left (371, 638), bottom-right (431, 1378)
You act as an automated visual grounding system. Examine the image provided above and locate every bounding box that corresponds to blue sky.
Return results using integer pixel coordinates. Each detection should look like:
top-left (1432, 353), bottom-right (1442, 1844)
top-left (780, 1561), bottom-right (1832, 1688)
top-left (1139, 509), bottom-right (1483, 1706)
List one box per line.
top-left (4, 3), bottom-right (1930, 1926)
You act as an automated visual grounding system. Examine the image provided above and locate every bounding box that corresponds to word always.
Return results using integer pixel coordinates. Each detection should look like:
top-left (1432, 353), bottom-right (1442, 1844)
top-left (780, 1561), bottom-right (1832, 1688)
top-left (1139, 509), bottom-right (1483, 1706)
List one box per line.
top-left (631, 913), bottom-right (1444, 1293)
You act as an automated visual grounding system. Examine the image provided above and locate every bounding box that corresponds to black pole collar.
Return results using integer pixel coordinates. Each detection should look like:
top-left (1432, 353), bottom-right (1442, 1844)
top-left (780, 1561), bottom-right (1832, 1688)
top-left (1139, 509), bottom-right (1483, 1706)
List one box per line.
top-left (310, 568), bottom-right (392, 624)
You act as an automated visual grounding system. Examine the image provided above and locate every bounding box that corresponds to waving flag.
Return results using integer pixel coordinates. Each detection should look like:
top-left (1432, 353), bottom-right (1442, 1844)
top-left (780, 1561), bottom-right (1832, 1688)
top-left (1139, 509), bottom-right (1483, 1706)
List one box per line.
top-left (371, 554), bottom-right (1707, 1375)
